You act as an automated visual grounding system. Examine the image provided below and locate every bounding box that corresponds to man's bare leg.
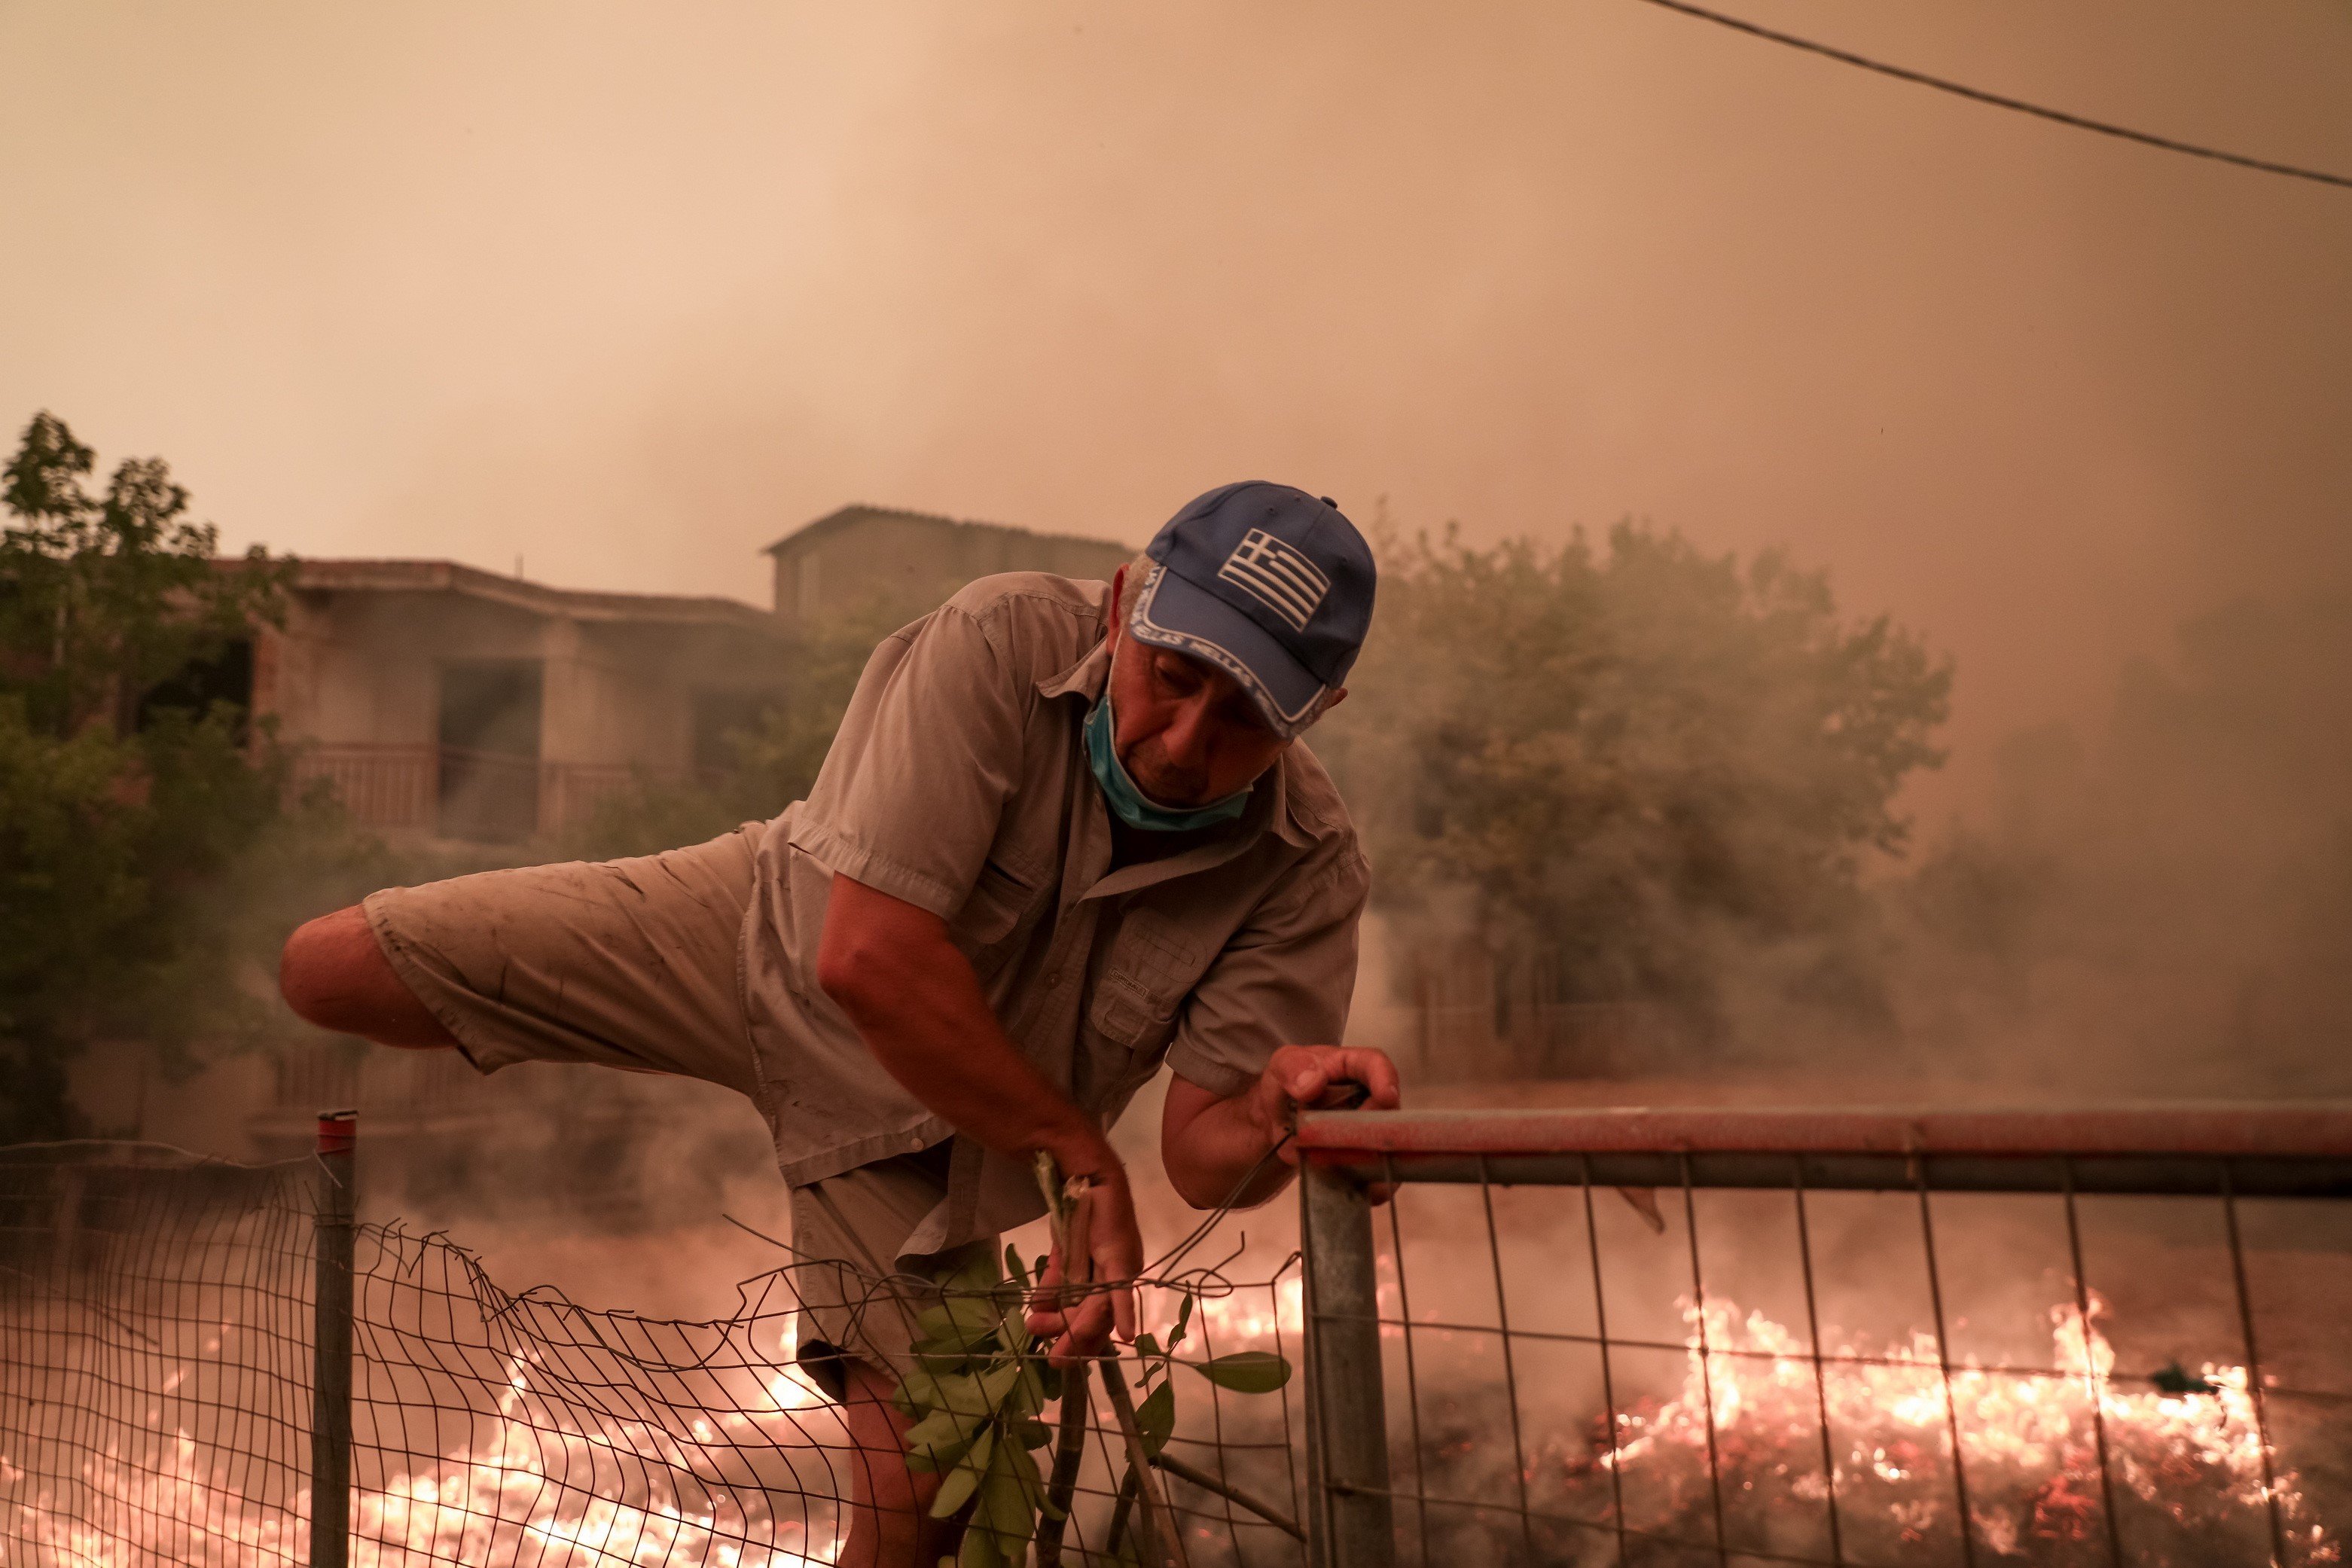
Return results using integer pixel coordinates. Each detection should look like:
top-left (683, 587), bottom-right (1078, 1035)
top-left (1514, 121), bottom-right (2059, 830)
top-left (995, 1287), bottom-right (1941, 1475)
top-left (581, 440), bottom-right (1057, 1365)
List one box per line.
top-left (835, 1356), bottom-right (956, 1567)
top-left (279, 904), bottom-right (459, 1048)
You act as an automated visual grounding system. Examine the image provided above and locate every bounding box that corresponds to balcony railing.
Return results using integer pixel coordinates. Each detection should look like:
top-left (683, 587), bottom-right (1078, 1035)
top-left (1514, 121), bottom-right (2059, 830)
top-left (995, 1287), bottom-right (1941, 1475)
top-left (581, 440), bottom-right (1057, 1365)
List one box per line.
top-left (290, 744), bottom-right (679, 840)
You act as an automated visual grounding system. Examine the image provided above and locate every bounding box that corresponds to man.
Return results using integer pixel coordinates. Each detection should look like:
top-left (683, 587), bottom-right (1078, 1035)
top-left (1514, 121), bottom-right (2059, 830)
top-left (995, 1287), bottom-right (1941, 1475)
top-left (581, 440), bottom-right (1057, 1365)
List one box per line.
top-left (278, 480), bottom-right (1400, 1566)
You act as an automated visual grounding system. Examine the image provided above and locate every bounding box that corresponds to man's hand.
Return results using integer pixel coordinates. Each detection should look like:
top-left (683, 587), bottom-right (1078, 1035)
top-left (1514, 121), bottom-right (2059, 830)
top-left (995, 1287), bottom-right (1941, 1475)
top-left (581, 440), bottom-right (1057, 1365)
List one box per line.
top-left (1242, 1044), bottom-right (1402, 1164)
top-left (1020, 1039), bottom-right (1408, 1362)
top-left (1020, 1164), bottom-right (1145, 1368)
top-left (1156, 1045), bottom-right (1402, 1216)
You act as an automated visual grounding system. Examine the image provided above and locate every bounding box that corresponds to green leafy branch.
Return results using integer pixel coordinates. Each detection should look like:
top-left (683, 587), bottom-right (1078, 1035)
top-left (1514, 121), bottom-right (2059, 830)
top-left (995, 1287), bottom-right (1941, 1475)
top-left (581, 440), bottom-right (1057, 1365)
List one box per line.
top-left (892, 1244), bottom-right (1060, 1568)
top-left (888, 1155), bottom-right (1298, 1568)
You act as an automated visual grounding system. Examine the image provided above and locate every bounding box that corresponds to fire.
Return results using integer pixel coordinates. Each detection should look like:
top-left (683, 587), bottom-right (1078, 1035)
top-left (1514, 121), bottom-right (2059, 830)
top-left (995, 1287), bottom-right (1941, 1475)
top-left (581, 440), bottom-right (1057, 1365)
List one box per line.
top-left (1585, 1292), bottom-right (2335, 1561)
top-left (11, 1265), bottom-right (2334, 1567)
top-left (1194, 1276), bottom-right (1304, 1347)
top-left (8, 1353), bottom-right (843, 1568)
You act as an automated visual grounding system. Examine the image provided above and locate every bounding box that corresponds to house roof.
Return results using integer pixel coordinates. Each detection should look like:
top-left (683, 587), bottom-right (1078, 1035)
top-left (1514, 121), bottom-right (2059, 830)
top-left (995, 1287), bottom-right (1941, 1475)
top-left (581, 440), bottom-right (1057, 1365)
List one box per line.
top-left (762, 503), bottom-right (1128, 559)
top-left (290, 559), bottom-right (778, 631)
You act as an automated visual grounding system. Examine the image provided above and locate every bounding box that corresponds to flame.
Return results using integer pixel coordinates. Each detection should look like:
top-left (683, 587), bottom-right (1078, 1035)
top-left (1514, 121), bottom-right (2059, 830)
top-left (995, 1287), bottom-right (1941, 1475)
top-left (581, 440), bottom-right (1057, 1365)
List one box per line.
top-left (8, 1356), bottom-right (843, 1568)
top-left (1582, 1292), bottom-right (2335, 1560)
top-left (1194, 1277), bottom-right (1304, 1347)
top-left (11, 1274), bottom-right (2333, 1566)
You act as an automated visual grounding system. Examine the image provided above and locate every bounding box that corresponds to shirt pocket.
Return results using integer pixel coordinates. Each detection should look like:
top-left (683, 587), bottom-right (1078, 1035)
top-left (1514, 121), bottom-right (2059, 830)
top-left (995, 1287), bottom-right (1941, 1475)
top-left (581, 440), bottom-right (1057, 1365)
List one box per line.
top-left (1087, 910), bottom-right (1206, 1068)
top-left (948, 856), bottom-right (1045, 970)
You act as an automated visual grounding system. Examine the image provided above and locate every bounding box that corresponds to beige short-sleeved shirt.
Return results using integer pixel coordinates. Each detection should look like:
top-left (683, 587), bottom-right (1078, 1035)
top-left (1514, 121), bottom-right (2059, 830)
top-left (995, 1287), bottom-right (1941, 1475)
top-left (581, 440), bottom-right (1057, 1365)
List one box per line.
top-left (365, 571), bottom-right (1368, 1261)
top-left (745, 572), bottom-right (1368, 1251)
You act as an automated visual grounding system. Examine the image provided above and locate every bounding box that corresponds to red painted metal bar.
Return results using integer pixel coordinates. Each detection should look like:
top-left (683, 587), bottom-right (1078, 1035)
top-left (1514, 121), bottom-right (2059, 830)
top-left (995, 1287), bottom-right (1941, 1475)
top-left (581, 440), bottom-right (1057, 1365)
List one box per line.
top-left (1295, 1105), bottom-right (2352, 1197)
top-left (1298, 1104), bottom-right (2352, 1159)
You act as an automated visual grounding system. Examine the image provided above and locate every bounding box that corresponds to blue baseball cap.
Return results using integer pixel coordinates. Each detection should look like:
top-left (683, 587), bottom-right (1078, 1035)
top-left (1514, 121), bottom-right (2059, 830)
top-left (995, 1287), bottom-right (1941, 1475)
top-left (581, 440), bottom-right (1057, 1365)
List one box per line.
top-left (1128, 481), bottom-right (1376, 739)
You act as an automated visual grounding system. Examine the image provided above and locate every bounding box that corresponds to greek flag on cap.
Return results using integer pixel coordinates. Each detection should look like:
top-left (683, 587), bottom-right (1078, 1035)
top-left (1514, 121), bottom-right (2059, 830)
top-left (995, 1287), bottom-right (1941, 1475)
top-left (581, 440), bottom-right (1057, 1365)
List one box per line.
top-left (1128, 481), bottom-right (1377, 740)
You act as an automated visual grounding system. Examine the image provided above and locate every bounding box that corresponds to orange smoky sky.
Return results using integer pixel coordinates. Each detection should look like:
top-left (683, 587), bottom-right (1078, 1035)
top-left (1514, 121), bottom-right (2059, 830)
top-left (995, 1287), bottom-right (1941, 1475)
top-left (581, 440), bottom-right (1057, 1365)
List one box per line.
top-left (4, 0), bottom-right (2348, 821)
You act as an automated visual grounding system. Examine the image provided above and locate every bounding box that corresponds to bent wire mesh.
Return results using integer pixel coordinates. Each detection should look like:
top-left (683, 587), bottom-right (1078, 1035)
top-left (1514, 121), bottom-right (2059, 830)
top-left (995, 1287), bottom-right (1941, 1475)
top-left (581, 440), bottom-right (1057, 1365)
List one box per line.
top-left (0, 1136), bottom-right (1313, 1568)
top-left (1293, 1106), bottom-right (2352, 1568)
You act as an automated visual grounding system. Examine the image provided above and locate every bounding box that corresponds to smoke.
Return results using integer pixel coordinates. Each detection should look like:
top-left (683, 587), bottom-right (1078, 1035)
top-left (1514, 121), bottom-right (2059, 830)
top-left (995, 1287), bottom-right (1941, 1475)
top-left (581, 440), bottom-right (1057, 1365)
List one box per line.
top-left (3, 0), bottom-right (2347, 821)
top-left (8, 0), bottom-right (2347, 1245)
top-left (1885, 593), bottom-right (2352, 1097)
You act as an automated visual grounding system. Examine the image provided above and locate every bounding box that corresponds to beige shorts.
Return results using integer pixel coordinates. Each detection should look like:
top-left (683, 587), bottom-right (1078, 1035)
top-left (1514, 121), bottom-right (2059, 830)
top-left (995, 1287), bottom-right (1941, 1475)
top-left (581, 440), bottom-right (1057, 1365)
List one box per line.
top-left (361, 826), bottom-right (995, 1396)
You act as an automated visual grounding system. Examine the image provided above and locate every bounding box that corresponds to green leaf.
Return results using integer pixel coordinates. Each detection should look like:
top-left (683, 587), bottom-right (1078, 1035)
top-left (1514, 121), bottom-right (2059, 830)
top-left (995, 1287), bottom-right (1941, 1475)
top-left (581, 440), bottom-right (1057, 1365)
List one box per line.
top-left (901, 1406), bottom-right (984, 1472)
top-left (929, 1425), bottom-right (994, 1519)
top-left (1133, 1332), bottom-right (1161, 1362)
top-left (1004, 1243), bottom-right (1030, 1291)
top-left (916, 1297), bottom-right (1007, 1348)
top-left (896, 1365), bottom-right (963, 1417)
top-left (1136, 1378), bottom-right (1176, 1457)
top-left (978, 1455), bottom-right (1035, 1542)
top-left (946, 1246), bottom-right (1005, 1293)
top-left (1012, 1352), bottom-right (1050, 1416)
top-left (998, 1303), bottom-right (1033, 1362)
top-left (1170, 1292), bottom-right (1194, 1352)
top-left (956, 1523), bottom-right (1003, 1568)
top-left (920, 1360), bottom-right (1022, 1421)
top-left (1008, 1416), bottom-right (1054, 1450)
top-left (1184, 1350), bottom-right (1293, 1394)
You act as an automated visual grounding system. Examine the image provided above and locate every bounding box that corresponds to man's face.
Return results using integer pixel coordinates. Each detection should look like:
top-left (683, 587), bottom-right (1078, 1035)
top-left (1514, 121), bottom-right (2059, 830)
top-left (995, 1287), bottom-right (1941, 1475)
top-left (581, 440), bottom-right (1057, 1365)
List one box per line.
top-left (1107, 602), bottom-right (1292, 809)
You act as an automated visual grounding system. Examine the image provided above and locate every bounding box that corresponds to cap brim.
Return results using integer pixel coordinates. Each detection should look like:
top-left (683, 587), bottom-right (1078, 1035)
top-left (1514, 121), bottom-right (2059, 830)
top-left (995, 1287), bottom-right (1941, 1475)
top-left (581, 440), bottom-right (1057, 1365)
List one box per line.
top-left (1129, 566), bottom-right (1328, 737)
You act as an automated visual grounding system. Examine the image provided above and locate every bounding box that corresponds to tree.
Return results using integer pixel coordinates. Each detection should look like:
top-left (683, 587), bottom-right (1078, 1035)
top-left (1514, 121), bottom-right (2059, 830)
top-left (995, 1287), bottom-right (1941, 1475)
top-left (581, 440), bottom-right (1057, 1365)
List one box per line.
top-left (0, 412), bottom-right (312, 1139)
top-left (1316, 522), bottom-right (1951, 1033)
top-left (2, 412), bottom-right (285, 737)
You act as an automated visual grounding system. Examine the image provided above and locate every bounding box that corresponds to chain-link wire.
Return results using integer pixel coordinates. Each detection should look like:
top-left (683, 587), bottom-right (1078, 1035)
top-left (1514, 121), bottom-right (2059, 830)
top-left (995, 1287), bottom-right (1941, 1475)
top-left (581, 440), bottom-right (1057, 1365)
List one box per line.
top-left (2, 1141), bottom-right (1313, 1568)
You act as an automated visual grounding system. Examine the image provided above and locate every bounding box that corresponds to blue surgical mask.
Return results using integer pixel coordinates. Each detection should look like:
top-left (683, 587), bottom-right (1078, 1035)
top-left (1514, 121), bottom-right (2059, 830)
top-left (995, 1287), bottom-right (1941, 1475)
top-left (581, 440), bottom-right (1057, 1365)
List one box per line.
top-left (1084, 693), bottom-right (1252, 833)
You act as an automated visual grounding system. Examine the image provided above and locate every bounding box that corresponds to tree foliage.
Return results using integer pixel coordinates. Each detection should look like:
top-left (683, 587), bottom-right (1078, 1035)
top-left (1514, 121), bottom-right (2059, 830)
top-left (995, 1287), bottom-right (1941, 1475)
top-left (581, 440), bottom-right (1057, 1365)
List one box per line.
top-left (2, 412), bottom-right (287, 737)
top-left (0, 412), bottom-right (339, 1139)
top-left (1317, 523), bottom-right (1951, 1019)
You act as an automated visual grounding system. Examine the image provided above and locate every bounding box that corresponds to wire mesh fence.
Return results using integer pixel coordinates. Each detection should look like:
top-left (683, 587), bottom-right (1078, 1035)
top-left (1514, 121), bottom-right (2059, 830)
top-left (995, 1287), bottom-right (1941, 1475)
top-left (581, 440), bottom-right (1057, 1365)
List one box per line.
top-left (13, 1107), bottom-right (2349, 1568)
top-left (1293, 1106), bottom-right (2352, 1568)
top-left (0, 1125), bottom-right (1314, 1568)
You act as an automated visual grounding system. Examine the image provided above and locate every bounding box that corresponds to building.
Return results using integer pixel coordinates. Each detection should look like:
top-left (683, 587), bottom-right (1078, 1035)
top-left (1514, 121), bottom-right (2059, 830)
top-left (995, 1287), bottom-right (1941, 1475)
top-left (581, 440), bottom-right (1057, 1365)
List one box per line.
top-left (252, 560), bottom-right (789, 842)
top-left (765, 504), bottom-right (1133, 636)
top-left (249, 509), bottom-right (1133, 845)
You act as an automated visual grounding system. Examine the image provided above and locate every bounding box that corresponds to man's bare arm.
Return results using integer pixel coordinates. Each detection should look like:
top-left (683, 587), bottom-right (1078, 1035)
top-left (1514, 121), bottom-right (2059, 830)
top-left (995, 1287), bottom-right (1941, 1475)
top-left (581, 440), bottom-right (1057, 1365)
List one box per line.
top-left (816, 873), bottom-right (1141, 1356)
top-left (279, 905), bottom-right (459, 1049)
top-left (1159, 1045), bottom-right (1402, 1210)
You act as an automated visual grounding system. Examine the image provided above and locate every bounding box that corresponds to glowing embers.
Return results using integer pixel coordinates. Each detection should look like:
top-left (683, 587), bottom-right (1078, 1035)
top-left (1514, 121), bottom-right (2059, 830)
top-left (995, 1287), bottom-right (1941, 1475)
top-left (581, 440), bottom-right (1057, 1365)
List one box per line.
top-left (12, 1349), bottom-right (846, 1568)
top-left (1580, 1292), bottom-right (2329, 1563)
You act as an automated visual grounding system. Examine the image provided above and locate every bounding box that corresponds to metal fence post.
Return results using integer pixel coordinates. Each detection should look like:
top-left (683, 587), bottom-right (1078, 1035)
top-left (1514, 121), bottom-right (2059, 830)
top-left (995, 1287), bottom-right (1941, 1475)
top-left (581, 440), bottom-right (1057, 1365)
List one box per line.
top-left (1301, 1156), bottom-right (1395, 1568)
top-left (310, 1109), bottom-right (356, 1568)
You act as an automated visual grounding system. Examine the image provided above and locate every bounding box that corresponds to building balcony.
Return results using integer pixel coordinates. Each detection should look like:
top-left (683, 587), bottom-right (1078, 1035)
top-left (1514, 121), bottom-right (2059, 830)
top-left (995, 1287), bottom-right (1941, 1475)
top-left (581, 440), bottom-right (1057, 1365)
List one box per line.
top-left (288, 743), bottom-right (673, 842)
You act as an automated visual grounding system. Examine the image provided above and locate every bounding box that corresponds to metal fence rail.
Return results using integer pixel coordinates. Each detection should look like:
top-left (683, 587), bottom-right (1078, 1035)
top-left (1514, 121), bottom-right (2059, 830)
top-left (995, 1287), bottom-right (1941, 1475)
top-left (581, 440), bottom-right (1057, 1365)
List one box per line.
top-left (1294, 1105), bottom-right (2352, 1568)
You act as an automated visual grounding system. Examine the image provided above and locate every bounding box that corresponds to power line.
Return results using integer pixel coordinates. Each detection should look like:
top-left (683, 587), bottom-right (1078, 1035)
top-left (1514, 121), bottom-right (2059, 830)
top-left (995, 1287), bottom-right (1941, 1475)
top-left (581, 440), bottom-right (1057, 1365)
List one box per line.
top-left (1634, 0), bottom-right (2352, 193)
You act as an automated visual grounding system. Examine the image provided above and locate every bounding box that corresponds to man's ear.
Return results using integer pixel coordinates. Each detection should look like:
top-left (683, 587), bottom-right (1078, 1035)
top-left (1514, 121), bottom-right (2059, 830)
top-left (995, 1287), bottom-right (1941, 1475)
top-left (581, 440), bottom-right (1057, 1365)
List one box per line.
top-left (1106, 565), bottom-right (1127, 641)
top-left (1322, 686), bottom-right (1349, 714)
